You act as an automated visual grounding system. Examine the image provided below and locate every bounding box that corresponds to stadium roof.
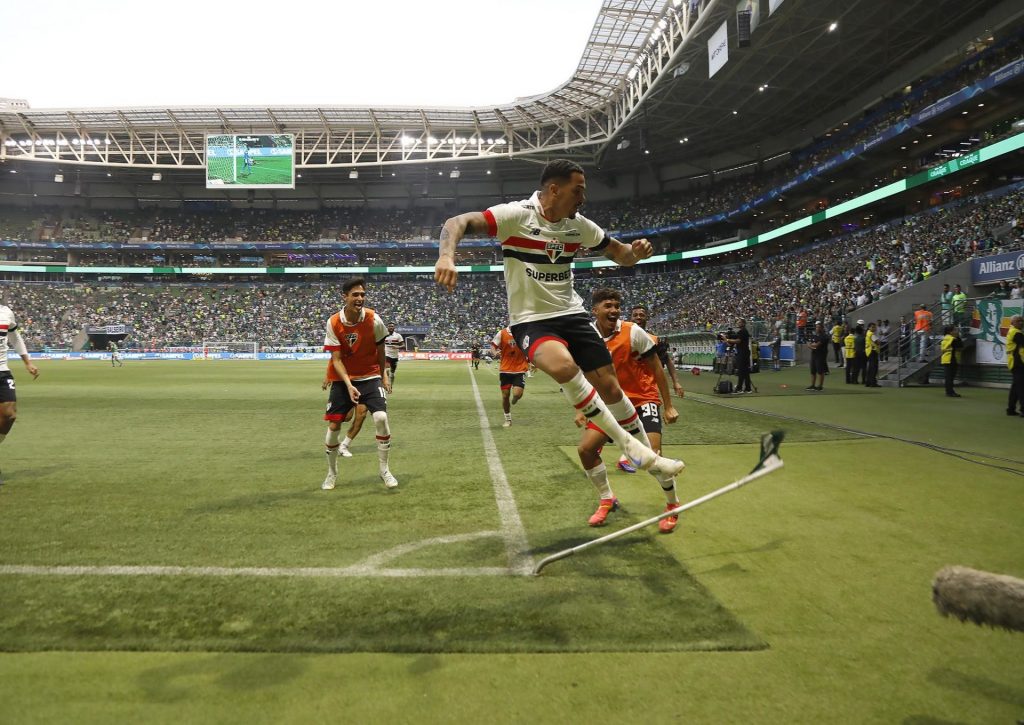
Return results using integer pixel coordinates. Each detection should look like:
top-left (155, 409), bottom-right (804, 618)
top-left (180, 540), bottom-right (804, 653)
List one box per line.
top-left (0, 0), bottom-right (673, 167)
top-left (1, 0), bottom-right (1022, 175)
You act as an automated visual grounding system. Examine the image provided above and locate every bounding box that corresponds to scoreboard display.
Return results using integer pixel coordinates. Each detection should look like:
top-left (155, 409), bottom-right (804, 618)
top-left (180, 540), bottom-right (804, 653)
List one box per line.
top-left (205, 134), bottom-right (295, 189)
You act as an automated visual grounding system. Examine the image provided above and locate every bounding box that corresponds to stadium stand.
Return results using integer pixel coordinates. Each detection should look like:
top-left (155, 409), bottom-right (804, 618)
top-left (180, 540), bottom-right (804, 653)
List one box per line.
top-left (4, 184), bottom-right (1020, 351)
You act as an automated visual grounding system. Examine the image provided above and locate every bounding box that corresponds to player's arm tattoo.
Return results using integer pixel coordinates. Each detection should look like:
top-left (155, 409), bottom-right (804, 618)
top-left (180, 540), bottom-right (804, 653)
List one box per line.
top-left (440, 212), bottom-right (489, 258)
top-left (438, 224), bottom-right (457, 260)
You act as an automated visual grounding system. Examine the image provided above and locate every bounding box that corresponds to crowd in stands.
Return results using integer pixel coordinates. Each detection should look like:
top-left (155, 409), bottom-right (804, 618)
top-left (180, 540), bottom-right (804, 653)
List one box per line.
top-left (588, 35), bottom-right (1023, 234)
top-left (652, 186), bottom-right (1024, 334)
top-left (3, 184), bottom-right (1022, 351)
top-left (2, 207), bottom-right (434, 245)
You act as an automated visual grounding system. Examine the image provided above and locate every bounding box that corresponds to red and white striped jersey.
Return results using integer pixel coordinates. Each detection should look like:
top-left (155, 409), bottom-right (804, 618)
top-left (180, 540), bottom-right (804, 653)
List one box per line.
top-left (483, 191), bottom-right (608, 326)
top-left (0, 305), bottom-right (18, 373)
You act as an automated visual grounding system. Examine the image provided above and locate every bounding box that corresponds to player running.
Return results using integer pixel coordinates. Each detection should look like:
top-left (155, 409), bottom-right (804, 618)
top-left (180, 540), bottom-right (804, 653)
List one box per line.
top-left (109, 341), bottom-right (123, 367)
top-left (491, 327), bottom-right (529, 427)
top-left (321, 277), bottom-right (397, 490)
top-left (470, 343), bottom-right (482, 370)
top-left (575, 288), bottom-right (682, 531)
top-left (383, 323), bottom-right (404, 388)
top-left (0, 303), bottom-right (40, 485)
top-left (435, 158), bottom-right (684, 480)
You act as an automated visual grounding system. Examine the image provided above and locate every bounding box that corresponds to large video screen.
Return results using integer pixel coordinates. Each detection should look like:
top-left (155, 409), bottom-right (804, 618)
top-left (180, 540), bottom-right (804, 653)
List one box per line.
top-left (205, 134), bottom-right (295, 189)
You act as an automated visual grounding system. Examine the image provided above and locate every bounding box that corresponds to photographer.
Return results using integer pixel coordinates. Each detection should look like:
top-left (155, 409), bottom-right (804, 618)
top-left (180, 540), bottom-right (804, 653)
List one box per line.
top-left (725, 319), bottom-right (753, 394)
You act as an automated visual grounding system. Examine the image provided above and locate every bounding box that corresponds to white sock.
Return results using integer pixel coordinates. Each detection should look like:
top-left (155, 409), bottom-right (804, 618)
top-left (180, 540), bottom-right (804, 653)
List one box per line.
top-left (377, 438), bottom-right (391, 473)
top-left (325, 429), bottom-right (340, 474)
top-left (560, 371), bottom-right (642, 451)
top-left (373, 411), bottom-right (391, 474)
top-left (585, 463), bottom-right (613, 500)
top-left (652, 471), bottom-right (680, 504)
top-left (504, 412), bottom-right (512, 422)
top-left (341, 436), bottom-right (353, 449)
top-left (606, 397), bottom-right (646, 442)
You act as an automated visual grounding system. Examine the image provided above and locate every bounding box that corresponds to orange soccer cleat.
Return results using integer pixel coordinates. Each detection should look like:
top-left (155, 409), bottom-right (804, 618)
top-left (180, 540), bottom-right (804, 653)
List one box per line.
top-left (588, 497), bottom-right (619, 527)
top-left (659, 503), bottom-right (681, 534)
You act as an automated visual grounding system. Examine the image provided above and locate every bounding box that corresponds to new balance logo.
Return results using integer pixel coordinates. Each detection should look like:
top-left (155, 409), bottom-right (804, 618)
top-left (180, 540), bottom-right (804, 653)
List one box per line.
top-left (530, 227), bottom-right (541, 236)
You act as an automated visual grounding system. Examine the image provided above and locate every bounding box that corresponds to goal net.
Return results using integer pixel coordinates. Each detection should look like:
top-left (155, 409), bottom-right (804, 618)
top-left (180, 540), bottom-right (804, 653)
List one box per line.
top-left (201, 340), bottom-right (258, 359)
top-left (206, 134), bottom-right (237, 185)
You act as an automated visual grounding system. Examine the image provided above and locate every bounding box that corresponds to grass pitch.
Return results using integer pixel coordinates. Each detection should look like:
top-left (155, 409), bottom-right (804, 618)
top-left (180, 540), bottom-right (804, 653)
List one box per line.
top-left (0, 360), bottom-right (1021, 723)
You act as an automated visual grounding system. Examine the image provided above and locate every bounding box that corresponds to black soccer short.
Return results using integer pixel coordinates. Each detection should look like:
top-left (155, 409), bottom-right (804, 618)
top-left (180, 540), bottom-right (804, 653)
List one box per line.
top-left (810, 355), bottom-right (829, 375)
top-left (587, 400), bottom-right (663, 441)
top-left (510, 313), bottom-right (612, 373)
top-left (0, 372), bottom-right (15, 403)
top-left (324, 377), bottom-right (387, 421)
top-left (386, 356), bottom-right (398, 374)
top-left (499, 372), bottom-right (526, 391)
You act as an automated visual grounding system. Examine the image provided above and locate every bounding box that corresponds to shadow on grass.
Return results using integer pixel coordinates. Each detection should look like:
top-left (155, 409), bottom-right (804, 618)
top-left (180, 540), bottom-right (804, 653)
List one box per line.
top-left (927, 667), bottom-right (1024, 707)
top-left (137, 653), bottom-right (309, 702)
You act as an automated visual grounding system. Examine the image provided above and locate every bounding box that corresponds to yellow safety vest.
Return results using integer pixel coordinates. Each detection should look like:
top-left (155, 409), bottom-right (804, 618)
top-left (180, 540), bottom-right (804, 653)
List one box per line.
top-left (865, 330), bottom-right (876, 356)
top-left (844, 334), bottom-right (856, 359)
top-left (1008, 327), bottom-right (1022, 371)
top-left (941, 335), bottom-right (960, 365)
top-left (831, 325), bottom-right (842, 344)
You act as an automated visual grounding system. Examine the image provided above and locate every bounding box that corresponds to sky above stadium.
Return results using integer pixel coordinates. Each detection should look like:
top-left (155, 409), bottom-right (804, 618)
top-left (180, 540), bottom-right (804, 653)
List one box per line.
top-left (4, 0), bottom-right (604, 109)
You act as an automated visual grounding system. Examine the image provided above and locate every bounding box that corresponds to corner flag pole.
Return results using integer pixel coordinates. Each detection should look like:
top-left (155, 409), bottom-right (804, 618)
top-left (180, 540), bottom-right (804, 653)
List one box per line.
top-left (533, 431), bottom-right (785, 576)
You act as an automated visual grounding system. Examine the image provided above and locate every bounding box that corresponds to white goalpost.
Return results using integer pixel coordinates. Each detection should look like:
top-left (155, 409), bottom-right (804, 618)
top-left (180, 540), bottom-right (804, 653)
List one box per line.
top-left (206, 135), bottom-right (237, 185)
top-left (201, 340), bottom-right (259, 359)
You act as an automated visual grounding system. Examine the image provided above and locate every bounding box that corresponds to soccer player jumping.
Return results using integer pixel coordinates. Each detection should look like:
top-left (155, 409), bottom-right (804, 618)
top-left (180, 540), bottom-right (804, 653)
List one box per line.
top-left (435, 159), bottom-right (684, 480)
top-left (321, 278), bottom-right (397, 490)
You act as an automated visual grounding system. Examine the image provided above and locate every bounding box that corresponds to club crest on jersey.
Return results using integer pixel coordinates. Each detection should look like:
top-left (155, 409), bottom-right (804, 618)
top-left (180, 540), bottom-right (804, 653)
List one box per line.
top-left (544, 239), bottom-right (565, 262)
top-left (346, 333), bottom-right (359, 348)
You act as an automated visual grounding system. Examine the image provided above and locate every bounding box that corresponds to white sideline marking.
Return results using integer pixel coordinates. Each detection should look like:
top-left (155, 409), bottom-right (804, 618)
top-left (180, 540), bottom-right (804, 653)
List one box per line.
top-left (468, 365), bottom-right (535, 575)
top-left (0, 564), bottom-right (511, 578)
top-left (0, 533), bottom-right (517, 578)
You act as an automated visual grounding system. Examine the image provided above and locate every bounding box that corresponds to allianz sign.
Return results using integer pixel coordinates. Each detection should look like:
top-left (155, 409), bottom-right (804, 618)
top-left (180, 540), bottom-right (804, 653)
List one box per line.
top-left (972, 251), bottom-right (1024, 284)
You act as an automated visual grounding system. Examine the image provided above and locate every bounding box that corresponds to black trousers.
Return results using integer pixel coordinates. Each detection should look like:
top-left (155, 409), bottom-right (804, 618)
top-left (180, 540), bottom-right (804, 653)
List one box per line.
top-left (1009, 364), bottom-right (1024, 413)
top-left (832, 342), bottom-right (843, 365)
top-left (845, 359), bottom-right (856, 383)
top-left (865, 353), bottom-right (878, 386)
top-left (853, 354), bottom-right (866, 384)
top-left (944, 362), bottom-right (957, 395)
top-left (735, 356), bottom-right (752, 392)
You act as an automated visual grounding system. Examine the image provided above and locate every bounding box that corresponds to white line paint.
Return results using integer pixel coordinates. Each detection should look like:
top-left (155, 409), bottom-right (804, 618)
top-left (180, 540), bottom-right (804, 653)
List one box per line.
top-left (0, 564), bottom-right (512, 578)
top-left (468, 365), bottom-right (535, 575)
top-left (0, 533), bottom-right (514, 578)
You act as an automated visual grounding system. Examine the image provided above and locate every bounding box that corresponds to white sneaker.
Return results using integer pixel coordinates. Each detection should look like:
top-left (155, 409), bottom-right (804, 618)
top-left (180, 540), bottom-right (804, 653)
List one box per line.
top-left (321, 472), bottom-right (337, 490)
top-left (502, 419), bottom-right (512, 427)
top-left (622, 436), bottom-right (686, 478)
top-left (339, 445), bottom-right (353, 458)
top-left (380, 471), bottom-right (399, 489)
